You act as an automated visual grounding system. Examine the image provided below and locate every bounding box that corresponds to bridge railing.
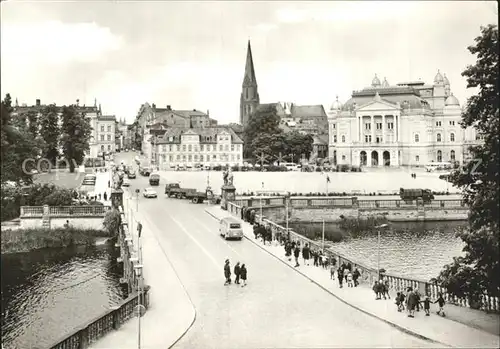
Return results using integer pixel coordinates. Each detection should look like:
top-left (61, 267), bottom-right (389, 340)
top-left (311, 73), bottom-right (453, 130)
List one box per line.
top-left (20, 205), bottom-right (110, 218)
top-left (47, 285), bottom-right (151, 349)
top-left (225, 201), bottom-right (498, 313)
top-left (20, 206), bottom-right (44, 217)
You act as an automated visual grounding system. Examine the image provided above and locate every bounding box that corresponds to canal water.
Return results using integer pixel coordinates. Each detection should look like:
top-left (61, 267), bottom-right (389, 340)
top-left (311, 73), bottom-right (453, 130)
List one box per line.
top-left (1, 244), bottom-right (125, 349)
top-left (289, 220), bottom-right (467, 281)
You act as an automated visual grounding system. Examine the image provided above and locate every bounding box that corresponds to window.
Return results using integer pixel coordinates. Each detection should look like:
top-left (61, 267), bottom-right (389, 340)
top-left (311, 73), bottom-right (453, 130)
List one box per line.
top-left (212, 154), bottom-right (216, 160)
top-left (169, 155), bottom-right (173, 162)
top-left (364, 135), bottom-right (372, 143)
top-left (188, 145), bottom-right (192, 152)
top-left (219, 145), bottom-right (223, 151)
top-left (237, 154), bottom-right (240, 160)
top-left (101, 125), bottom-right (104, 132)
top-left (200, 155), bottom-right (204, 162)
top-left (194, 154), bottom-right (198, 161)
top-left (169, 145), bottom-right (173, 152)
top-left (414, 134), bottom-right (420, 143)
top-left (333, 135), bottom-right (337, 143)
top-left (415, 155), bottom-right (420, 162)
top-left (176, 145), bottom-right (180, 152)
top-left (182, 155), bottom-right (186, 161)
top-left (365, 123), bottom-right (371, 130)
top-left (161, 154), bottom-right (166, 161)
top-left (231, 145), bottom-right (235, 151)
top-left (475, 134), bottom-right (481, 140)
top-left (100, 135), bottom-right (105, 141)
top-left (387, 122), bottom-right (394, 130)
top-left (231, 155), bottom-right (235, 161)
top-left (182, 145), bottom-right (186, 152)
top-left (332, 124), bottom-right (336, 129)
top-left (162, 145), bottom-right (166, 152)
top-left (194, 146), bottom-right (198, 152)
top-left (342, 155), bottom-right (346, 160)
top-left (450, 150), bottom-right (455, 161)
top-left (449, 121), bottom-right (455, 126)
top-left (107, 135), bottom-right (111, 141)
top-left (376, 122), bottom-right (382, 130)
top-left (200, 145), bottom-right (204, 151)
top-left (341, 135), bottom-right (346, 143)
top-left (212, 145), bottom-right (216, 151)
top-left (176, 155), bottom-right (180, 160)
top-left (437, 133), bottom-right (442, 142)
top-left (107, 145), bottom-right (111, 150)
top-left (436, 121), bottom-right (442, 127)
top-left (107, 125), bottom-right (111, 132)
top-left (376, 137), bottom-right (382, 143)
top-left (437, 150), bottom-right (442, 162)
top-left (188, 155), bottom-right (192, 161)
top-left (224, 145), bottom-right (229, 151)
top-left (101, 145), bottom-right (105, 151)
top-left (450, 133), bottom-right (455, 142)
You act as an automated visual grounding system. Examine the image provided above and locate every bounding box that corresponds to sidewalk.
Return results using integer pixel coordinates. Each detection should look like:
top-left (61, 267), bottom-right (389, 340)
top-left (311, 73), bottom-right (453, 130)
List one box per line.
top-left (91, 195), bottom-right (195, 349)
top-left (94, 171), bottom-right (112, 206)
top-left (205, 206), bottom-right (500, 349)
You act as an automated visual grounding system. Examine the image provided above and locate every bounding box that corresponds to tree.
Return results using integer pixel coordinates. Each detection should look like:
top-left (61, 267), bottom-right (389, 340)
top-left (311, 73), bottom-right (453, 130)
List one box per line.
top-left (39, 104), bottom-right (60, 165)
top-left (26, 110), bottom-right (39, 139)
top-left (243, 104), bottom-right (283, 159)
top-left (284, 131), bottom-right (314, 163)
top-left (12, 111), bottom-right (27, 131)
top-left (60, 105), bottom-right (92, 172)
top-left (433, 25), bottom-right (499, 306)
top-left (0, 94), bottom-right (39, 185)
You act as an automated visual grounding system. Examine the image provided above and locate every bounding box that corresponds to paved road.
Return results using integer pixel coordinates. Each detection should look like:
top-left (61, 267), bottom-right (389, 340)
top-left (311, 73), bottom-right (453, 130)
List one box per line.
top-left (116, 152), bottom-right (436, 348)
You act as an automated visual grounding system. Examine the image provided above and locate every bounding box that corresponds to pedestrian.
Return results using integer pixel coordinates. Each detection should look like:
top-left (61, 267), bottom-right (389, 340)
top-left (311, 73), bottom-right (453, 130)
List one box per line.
top-left (313, 250), bottom-right (319, 267)
top-left (302, 243), bottom-right (310, 266)
top-left (253, 223), bottom-right (260, 240)
top-left (353, 268), bottom-right (360, 287)
top-left (346, 271), bottom-right (354, 287)
top-left (318, 252), bottom-right (324, 268)
top-left (234, 262), bottom-right (241, 284)
top-left (337, 267), bottom-right (344, 288)
top-left (434, 293), bottom-right (446, 316)
top-left (422, 296), bottom-right (431, 316)
top-left (224, 259), bottom-right (231, 286)
top-left (415, 289), bottom-right (421, 311)
top-left (103, 192), bottom-right (108, 201)
top-left (64, 220), bottom-right (70, 229)
top-left (240, 264), bottom-right (247, 287)
top-left (398, 291), bottom-right (406, 312)
top-left (406, 287), bottom-right (417, 317)
top-left (108, 180), bottom-right (110, 188)
top-left (293, 243), bottom-right (301, 267)
top-left (98, 193), bottom-right (102, 200)
top-left (330, 264), bottom-right (336, 279)
top-left (373, 281), bottom-right (381, 300)
top-left (382, 277), bottom-right (391, 299)
top-left (395, 292), bottom-right (402, 312)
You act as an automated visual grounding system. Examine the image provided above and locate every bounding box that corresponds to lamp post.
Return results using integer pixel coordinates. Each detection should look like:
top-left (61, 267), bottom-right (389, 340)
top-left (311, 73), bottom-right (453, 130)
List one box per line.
top-left (322, 219), bottom-right (325, 253)
top-left (135, 188), bottom-right (140, 213)
top-left (260, 182), bottom-right (264, 223)
top-left (134, 263), bottom-right (144, 349)
top-left (285, 192), bottom-right (289, 239)
top-left (375, 223), bottom-right (389, 281)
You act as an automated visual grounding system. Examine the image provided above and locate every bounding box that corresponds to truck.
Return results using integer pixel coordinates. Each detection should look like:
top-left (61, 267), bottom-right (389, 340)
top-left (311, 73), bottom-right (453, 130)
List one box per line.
top-left (149, 173), bottom-right (160, 186)
top-left (164, 183), bottom-right (214, 203)
top-left (399, 188), bottom-right (434, 203)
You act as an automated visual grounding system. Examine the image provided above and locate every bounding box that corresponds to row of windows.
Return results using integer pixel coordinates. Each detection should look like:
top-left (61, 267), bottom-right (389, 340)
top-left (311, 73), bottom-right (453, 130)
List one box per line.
top-left (160, 154), bottom-right (241, 162)
top-left (415, 133), bottom-right (455, 143)
top-left (415, 150), bottom-right (456, 162)
top-left (364, 122), bottom-right (394, 130)
top-left (100, 145), bottom-right (113, 151)
top-left (100, 135), bottom-right (113, 141)
top-left (159, 144), bottom-right (241, 152)
top-left (100, 125), bottom-right (113, 132)
top-left (435, 121), bottom-right (456, 127)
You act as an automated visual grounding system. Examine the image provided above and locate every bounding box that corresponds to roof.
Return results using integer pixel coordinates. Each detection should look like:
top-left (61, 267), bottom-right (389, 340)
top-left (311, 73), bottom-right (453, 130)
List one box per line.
top-left (154, 108), bottom-right (208, 119)
top-left (342, 91), bottom-right (431, 111)
top-left (290, 105), bottom-right (327, 118)
top-left (98, 115), bottom-right (116, 121)
top-left (14, 105), bottom-right (99, 114)
top-left (313, 134), bottom-right (329, 145)
top-left (155, 127), bottom-right (243, 144)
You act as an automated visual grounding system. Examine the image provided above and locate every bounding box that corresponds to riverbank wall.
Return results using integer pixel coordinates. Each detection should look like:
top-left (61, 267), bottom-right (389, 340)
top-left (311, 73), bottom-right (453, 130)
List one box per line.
top-left (1, 227), bottom-right (113, 254)
top-left (19, 205), bottom-right (110, 230)
top-left (234, 197), bottom-right (468, 223)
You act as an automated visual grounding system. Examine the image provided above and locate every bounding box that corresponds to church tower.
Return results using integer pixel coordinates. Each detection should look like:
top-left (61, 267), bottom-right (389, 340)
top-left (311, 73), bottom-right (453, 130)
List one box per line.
top-left (240, 40), bottom-right (260, 127)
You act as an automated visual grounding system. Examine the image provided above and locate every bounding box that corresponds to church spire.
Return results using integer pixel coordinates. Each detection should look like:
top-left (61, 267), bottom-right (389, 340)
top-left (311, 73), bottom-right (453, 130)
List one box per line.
top-left (243, 40), bottom-right (257, 86)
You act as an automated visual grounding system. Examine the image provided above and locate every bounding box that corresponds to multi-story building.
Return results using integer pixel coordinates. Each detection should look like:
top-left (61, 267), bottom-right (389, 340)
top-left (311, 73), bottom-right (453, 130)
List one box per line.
top-left (151, 127), bottom-right (244, 169)
top-left (327, 72), bottom-right (482, 167)
top-left (90, 114), bottom-right (116, 157)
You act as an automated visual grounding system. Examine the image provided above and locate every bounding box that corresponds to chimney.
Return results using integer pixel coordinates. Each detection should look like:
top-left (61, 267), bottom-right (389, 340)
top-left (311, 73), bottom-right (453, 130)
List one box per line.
top-left (166, 105), bottom-right (171, 111)
top-left (36, 99), bottom-right (41, 106)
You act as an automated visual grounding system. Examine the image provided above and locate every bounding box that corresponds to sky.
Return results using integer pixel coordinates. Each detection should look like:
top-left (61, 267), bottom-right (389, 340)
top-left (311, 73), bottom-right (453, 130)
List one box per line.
top-left (1, 1), bottom-right (498, 124)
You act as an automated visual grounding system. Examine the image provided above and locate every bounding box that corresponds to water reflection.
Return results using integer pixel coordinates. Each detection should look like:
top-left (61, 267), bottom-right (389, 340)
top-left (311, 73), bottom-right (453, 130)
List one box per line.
top-left (289, 221), bottom-right (467, 281)
top-left (1, 244), bottom-right (125, 349)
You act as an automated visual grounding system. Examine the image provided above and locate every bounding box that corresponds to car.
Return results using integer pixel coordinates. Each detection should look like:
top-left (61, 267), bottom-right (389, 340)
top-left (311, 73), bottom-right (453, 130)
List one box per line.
top-left (127, 171), bottom-right (136, 179)
top-left (143, 187), bottom-right (157, 198)
top-left (122, 178), bottom-right (130, 187)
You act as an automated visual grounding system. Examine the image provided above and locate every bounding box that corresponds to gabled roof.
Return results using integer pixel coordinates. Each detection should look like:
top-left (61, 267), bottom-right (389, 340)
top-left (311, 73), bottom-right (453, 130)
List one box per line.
top-left (342, 94), bottom-right (431, 111)
top-left (155, 127), bottom-right (243, 145)
top-left (290, 105), bottom-right (327, 118)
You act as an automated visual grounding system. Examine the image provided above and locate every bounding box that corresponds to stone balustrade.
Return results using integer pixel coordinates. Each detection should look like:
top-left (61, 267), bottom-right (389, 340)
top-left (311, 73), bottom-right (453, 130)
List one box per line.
top-left (20, 205), bottom-right (110, 218)
top-left (225, 201), bottom-right (499, 313)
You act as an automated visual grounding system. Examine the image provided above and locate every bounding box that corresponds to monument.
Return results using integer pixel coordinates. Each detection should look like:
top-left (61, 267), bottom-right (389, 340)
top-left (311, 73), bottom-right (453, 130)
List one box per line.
top-left (221, 166), bottom-right (236, 210)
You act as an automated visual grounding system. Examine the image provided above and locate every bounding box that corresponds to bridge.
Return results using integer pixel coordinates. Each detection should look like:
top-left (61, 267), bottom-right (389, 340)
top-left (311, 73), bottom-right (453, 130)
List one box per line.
top-left (46, 154), bottom-right (499, 349)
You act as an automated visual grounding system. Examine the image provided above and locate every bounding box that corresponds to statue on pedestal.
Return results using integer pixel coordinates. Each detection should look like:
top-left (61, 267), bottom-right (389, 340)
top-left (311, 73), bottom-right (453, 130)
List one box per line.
top-left (227, 167), bottom-right (234, 186)
top-left (223, 168), bottom-right (228, 186)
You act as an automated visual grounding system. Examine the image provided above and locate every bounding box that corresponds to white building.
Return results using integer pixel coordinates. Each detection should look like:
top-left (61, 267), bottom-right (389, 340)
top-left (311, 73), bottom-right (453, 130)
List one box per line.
top-left (152, 127), bottom-right (244, 169)
top-left (89, 113), bottom-right (116, 157)
top-left (327, 71), bottom-right (482, 167)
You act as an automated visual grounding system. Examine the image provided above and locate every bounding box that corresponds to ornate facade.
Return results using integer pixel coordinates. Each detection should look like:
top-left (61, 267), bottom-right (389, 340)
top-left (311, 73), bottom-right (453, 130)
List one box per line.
top-left (327, 72), bottom-right (482, 167)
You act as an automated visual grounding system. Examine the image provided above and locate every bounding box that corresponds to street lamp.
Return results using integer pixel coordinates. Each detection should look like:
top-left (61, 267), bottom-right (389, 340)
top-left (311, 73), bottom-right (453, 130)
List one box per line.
top-left (375, 223), bottom-right (389, 281)
top-left (260, 182), bottom-right (264, 223)
top-left (134, 263), bottom-right (145, 349)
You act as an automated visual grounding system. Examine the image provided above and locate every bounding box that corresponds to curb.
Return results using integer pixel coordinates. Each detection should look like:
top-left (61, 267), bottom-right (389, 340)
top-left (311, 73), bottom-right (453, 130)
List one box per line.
top-left (205, 208), bottom-right (452, 348)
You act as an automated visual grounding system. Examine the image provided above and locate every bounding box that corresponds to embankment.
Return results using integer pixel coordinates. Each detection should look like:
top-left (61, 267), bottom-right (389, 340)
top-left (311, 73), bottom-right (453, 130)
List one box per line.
top-left (1, 227), bottom-right (114, 254)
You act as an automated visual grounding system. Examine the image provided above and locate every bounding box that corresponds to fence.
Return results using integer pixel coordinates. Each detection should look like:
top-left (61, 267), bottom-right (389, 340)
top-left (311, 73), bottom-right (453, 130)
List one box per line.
top-left (20, 205), bottom-right (110, 218)
top-left (233, 197), bottom-right (467, 210)
top-left (226, 201), bottom-right (498, 313)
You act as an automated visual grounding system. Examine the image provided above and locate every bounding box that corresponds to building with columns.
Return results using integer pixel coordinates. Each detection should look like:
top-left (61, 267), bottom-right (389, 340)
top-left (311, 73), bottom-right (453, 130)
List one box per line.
top-left (327, 72), bottom-right (482, 167)
top-left (151, 126), bottom-right (244, 169)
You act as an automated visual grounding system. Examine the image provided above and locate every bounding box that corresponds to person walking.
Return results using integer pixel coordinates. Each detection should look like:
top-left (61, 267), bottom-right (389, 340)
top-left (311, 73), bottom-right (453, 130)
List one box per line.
top-left (240, 264), bottom-right (247, 287)
top-left (337, 267), bottom-right (344, 288)
top-left (346, 271), bottom-right (354, 287)
top-left (224, 259), bottom-right (231, 286)
top-left (422, 296), bottom-right (431, 316)
top-left (302, 243), bottom-right (310, 266)
top-left (434, 293), bottom-right (446, 316)
top-left (352, 268), bottom-right (360, 287)
top-left (406, 287), bottom-right (417, 317)
top-left (293, 243), bottom-right (301, 267)
top-left (103, 192), bottom-right (108, 201)
top-left (234, 262), bottom-right (241, 285)
top-left (414, 289), bottom-right (421, 311)
top-left (373, 281), bottom-right (381, 299)
top-left (330, 263), bottom-right (336, 280)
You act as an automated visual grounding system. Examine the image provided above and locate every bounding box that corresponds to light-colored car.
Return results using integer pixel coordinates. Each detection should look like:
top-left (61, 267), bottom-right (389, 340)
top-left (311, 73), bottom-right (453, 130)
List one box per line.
top-left (143, 187), bottom-right (157, 198)
top-left (219, 217), bottom-right (243, 240)
top-left (122, 178), bottom-right (130, 187)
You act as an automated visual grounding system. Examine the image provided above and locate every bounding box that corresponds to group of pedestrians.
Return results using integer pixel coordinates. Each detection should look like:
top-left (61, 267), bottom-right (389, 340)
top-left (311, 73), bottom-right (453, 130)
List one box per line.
top-left (224, 259), bottom-right (247, 287)
top-left (335, 262), bottom-right (361, 288)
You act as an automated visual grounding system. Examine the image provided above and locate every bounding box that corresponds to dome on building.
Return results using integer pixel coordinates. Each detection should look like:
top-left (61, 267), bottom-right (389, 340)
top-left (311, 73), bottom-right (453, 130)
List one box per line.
top-left (443, 73), bottom-right (450, 86)
top-left (382, 77), bottom-right (389, 87)
top-left (445, 93), bottom-right (460, 106)
top-left (330, 96), bottom-right (343, 110)
top-left (371, 74), bottom-right (381, 87)
top-left (434, 70), bottom-right (444, 84)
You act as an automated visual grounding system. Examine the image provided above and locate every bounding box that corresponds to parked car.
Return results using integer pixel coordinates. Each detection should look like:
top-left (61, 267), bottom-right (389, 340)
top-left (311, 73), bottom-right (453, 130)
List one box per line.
top-left (143, 187), bottom-right (157, 198)
top-left (139, 167), bottom-right (151, 176)
top-left (127, 171), bottom-right (136, 179)
top-left (122, 178), bottom-right (130, 187)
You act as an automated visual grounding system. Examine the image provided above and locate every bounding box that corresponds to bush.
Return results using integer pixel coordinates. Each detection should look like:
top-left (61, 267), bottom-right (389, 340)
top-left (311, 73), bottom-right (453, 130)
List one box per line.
top-left (103, 209), bottom-right (121, 236)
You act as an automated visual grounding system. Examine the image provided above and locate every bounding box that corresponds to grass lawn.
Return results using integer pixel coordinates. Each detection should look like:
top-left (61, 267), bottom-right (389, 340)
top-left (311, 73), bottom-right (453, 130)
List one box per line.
top-left (33, 171), bottom-right (87, 189)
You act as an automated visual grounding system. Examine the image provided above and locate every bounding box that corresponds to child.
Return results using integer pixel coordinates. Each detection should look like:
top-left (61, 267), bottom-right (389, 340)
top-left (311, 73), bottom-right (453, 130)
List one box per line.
top-left (319, 253), bottom-right (324, 268)
top-left (346, 271), bottom-right (354, 287)
top-left (422, 296), bottom-right (431, 316)
top-left (434, 293), bottom-right (446, 316)
top-left (398, 292), bottom-right (406, 312)
top-left (395, 292), bottom-right (402, 312)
